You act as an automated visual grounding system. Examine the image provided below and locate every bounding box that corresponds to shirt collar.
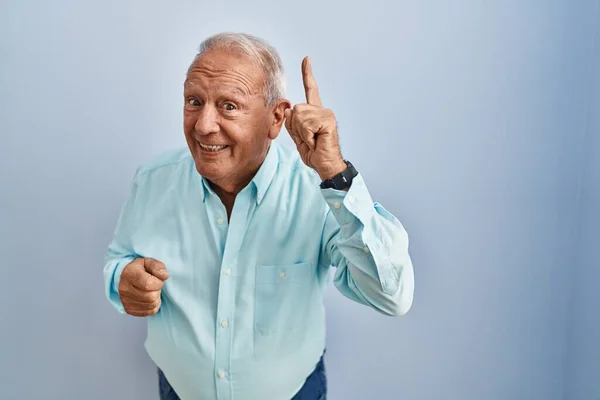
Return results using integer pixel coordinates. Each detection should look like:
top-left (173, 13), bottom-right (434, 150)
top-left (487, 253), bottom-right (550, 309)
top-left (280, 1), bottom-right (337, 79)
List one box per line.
top-left (198, 175), bottom-right (213, 202)
top-left (196, 141), bottom-right (279, 205)
top-left (250, 141), bottom-right (279, 205)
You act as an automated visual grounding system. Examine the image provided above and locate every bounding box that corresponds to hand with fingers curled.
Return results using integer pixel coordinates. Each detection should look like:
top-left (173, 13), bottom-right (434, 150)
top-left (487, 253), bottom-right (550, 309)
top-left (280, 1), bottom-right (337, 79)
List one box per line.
top-left (118, 258), bottom-right (170, 317)
top-left (284, 57), bottom-right (348, 182)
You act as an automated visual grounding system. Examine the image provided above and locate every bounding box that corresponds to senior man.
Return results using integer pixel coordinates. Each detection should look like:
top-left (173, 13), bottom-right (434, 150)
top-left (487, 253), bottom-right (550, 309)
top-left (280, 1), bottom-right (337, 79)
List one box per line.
top-left (103, 32), bottom-right (414, 400)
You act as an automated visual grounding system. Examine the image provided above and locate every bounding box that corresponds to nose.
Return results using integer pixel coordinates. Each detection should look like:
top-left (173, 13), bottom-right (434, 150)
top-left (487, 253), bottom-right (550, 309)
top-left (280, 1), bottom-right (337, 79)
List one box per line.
top-left (194, 105), bottom-right (220, 135)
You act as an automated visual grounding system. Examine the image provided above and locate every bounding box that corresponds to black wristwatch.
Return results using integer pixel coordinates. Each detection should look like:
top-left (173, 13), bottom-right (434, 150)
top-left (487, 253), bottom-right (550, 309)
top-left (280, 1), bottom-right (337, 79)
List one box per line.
top-left (319, 160), bottom-right (358, 190)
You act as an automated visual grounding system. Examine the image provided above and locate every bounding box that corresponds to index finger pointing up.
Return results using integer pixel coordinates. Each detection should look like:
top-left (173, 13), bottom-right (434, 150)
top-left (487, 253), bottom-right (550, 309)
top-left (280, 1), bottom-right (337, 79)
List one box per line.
top-left (302, 56), bottom-right (323, 107)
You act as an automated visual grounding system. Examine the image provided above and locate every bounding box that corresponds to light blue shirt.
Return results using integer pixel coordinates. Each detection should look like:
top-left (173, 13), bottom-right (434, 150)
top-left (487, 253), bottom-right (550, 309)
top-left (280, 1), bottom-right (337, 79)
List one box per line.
top-left (103, 140), bottom-right (414, 400)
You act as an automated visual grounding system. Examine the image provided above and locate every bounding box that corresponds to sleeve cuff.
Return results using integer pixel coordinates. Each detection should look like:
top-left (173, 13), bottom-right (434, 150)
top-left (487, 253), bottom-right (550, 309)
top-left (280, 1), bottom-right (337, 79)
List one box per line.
top-left (112, 257), bottom-right (134, 293)
top-left (104, 257), bottom-right (136, 314)
top-left (320, 173), bottom-right (375, 226)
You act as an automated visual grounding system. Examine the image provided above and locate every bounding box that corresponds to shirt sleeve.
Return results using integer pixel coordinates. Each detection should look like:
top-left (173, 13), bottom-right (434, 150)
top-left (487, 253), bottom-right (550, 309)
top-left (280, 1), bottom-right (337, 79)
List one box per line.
top-left (319, 173), bottom-right (415, 316)
top-left (103, 169), bottom-right (142, 314)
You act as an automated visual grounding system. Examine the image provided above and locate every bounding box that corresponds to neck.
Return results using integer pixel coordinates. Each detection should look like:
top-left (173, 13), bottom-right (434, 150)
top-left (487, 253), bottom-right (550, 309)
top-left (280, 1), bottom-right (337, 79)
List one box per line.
top-left (211, 184), bottom-right (237, 220)
top-left (209, 174), bottom-right (254, 198)
top-left (208, 144), bottom-right (270, 217)
top-left (209, 169), bottom-right (255, 221)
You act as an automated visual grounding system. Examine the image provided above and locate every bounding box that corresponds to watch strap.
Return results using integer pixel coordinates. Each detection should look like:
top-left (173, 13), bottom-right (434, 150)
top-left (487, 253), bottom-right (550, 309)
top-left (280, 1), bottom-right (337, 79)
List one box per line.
top-left (319, 160), bottom-right (358, 190)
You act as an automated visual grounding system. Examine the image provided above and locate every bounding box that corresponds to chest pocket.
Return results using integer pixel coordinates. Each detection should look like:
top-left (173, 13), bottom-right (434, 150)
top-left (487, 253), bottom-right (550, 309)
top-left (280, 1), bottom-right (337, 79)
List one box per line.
top-left (254, 261), bottom-right (314, 335)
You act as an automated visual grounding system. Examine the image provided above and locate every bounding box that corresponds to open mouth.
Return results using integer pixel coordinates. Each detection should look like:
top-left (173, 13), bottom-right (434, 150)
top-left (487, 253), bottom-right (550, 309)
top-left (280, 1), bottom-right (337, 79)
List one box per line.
top-left (199, 143), bottom-right (229, 152)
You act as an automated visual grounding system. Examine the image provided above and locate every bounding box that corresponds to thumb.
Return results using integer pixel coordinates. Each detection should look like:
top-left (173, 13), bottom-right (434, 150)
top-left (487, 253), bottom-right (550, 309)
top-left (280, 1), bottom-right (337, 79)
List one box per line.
top-left (143, 258), bottom-right (170, 281)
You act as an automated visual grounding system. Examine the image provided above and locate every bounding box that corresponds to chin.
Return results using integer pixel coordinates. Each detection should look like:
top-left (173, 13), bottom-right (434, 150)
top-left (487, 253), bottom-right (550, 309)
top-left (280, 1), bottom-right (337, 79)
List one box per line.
top-left (193, 158), bottom-right (229, 181)
top-left (193, 158), bottom-right (213, 176)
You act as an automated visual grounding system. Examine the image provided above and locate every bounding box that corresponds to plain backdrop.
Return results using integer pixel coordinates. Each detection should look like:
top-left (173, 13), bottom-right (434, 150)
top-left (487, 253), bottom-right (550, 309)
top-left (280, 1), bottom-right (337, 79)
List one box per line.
top-left (566, 3), bottom-right (600, 399)
top-left (1, 1), bottom-right (599, 399)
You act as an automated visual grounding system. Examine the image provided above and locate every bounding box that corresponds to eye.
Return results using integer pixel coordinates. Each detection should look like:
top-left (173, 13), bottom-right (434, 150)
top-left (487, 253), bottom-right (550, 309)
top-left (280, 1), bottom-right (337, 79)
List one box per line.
top-left (187, 98), bottom-right (201, 106)
top-left (223, 103), bottom-right (237, 111)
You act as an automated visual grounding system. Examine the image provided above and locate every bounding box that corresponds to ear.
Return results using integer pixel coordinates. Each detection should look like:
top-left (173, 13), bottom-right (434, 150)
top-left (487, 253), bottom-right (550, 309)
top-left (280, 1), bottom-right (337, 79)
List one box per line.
top-left (268, 99), bottom-right (291, 140)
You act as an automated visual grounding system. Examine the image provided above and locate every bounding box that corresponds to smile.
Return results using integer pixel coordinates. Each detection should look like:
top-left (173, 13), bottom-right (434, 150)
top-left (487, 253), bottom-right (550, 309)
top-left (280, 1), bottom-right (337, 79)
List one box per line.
top-left (199, 143), bottom-right (229, 152)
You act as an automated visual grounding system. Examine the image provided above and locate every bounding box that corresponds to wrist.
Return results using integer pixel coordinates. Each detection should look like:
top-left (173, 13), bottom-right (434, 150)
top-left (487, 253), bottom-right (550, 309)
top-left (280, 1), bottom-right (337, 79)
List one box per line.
top-left (318, 159), bottom-right (358, 191)
top-left (316, 160), bottom-right (347, 181)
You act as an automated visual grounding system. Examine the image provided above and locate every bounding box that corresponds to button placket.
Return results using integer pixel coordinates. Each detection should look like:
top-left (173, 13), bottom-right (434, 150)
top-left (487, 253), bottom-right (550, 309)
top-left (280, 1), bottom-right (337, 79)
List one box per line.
top-left (214, 190), bottom-right (254, 400)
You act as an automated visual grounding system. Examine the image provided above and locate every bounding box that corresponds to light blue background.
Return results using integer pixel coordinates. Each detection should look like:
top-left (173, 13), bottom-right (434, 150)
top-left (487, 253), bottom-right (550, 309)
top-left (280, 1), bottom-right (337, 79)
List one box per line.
top-left (1, 1), bottom-right (598, 399)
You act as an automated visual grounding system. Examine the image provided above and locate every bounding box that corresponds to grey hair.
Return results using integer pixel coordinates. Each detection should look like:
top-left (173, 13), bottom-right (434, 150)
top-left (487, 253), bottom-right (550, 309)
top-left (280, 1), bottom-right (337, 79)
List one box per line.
top-left (188, 32), bottom-right (286, 105)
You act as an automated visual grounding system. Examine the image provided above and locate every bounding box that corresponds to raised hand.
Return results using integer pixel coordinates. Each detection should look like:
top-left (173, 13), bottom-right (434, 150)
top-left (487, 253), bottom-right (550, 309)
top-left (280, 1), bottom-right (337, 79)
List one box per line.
top-left (284, 57), bottom-right (347, 181)
top-left (118, 258), bottom-right (169, 317)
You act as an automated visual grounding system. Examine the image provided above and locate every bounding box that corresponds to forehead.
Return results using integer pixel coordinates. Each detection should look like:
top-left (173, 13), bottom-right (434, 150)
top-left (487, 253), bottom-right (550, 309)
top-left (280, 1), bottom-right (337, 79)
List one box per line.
top-left (184, 50), bottom-right (264, 96)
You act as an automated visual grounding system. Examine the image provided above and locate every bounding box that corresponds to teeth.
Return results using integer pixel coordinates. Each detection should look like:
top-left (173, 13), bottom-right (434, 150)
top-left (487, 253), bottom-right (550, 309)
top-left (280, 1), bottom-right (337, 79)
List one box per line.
top-left (200, 144), bottom-right (227, 152)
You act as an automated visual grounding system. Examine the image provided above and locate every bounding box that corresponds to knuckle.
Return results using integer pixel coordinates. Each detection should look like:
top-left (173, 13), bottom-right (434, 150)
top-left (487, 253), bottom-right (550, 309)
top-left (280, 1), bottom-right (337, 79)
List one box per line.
top-left (124, 306), bottom-right (137, 316)
top-left (143, 275), bottom-right (155, 291)
top-left (122, 261), bottom-right (142, 280)
top-left (129, 258), bottom-right (144, 270)
top-left (293, 104), bottom-right (308, 113)
top-left (300, 119), bottom-right (314, 132)
top-left (143, 292), bottom-right (157, 303)
top-left (293, 114), bottom-right (305, 127)
top-left (147, 257), bottom-right (163, 268)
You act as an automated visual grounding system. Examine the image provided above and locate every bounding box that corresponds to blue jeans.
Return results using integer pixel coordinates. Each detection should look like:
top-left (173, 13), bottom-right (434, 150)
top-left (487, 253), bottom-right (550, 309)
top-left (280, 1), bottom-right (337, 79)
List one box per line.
top-left (158, 354), bottom-right (327, 400)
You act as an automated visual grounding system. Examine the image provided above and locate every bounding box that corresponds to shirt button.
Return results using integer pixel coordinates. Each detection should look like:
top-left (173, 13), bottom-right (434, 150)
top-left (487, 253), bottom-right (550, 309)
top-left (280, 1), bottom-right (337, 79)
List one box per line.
top-left (348, 196), bottom-right (355, 204)
top-left (280, 271), bottom-right (286, 279)
top-left (363, 246), bottom-right (370, 253)
top-left (221, 319), bottom-right (229, 328)
top-left (218, 369), bottom-right (226, 379)
top-left (217, 218), bottom-right (224, 225)
top-left (333, 202), bottom-right (341, 209)
top-left (224, 268), bottom-right (232, 276)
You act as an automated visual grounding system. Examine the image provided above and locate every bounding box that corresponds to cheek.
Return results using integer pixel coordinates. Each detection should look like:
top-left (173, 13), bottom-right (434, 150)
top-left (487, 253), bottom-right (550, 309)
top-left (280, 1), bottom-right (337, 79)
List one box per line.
top-left (183, 115), bottom-right (195, 132)
top-left (220, 118), bottom-right (249, 143)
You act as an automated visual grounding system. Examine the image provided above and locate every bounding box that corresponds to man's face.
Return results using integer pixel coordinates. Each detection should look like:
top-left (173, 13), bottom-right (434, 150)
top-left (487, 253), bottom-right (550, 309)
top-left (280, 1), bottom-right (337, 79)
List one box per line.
top-left (183, 50), bottom-right (287, 189)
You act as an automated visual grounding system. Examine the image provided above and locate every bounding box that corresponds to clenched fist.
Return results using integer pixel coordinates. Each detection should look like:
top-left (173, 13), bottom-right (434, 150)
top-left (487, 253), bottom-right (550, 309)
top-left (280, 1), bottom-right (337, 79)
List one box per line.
top-left (118, 258), bottom-right (169, 317)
